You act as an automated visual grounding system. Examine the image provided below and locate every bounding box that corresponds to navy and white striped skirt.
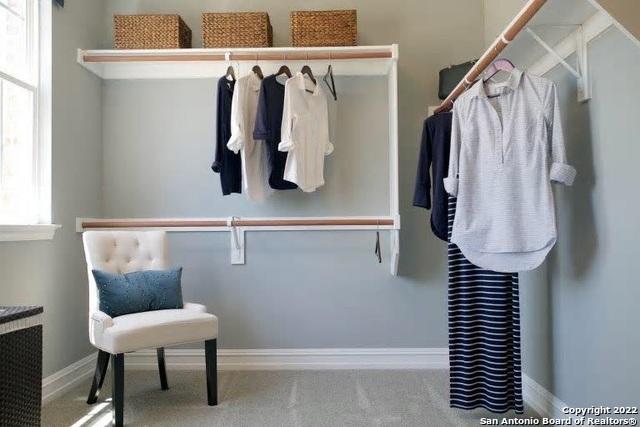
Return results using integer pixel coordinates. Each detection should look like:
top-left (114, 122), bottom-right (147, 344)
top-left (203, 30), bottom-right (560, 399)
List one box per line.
top-left (447, 196), bottom-right (524, 413)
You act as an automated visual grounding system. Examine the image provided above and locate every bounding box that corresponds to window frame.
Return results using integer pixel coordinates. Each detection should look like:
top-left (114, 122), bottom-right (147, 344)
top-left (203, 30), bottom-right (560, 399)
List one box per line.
top-left (0, 0), bottom-right (58, 241)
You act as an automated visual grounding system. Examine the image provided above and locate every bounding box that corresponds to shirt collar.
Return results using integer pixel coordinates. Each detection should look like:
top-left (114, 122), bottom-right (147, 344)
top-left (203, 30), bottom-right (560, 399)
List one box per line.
top-left (295, 72), bottom-right (321, 96)
top-left (468, 68), bottom-right (523, 99)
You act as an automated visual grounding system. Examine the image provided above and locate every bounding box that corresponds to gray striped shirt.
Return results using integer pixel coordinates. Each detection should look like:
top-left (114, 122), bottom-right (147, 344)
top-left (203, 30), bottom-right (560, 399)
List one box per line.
top-left (444, 69), bottom-right (576, 272)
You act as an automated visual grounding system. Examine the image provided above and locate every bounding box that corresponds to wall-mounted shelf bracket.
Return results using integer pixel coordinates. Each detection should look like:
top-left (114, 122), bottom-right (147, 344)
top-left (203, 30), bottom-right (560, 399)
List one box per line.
top-left (390, 229), bottom-right (400, 276)
top-left (228, 219), bottom-right (246, 265)
top-left (525, 26), bottom-right (591, 102)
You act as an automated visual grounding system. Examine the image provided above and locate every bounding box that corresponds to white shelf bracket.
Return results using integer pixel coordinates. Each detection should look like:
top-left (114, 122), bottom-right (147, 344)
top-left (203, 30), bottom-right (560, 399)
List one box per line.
top-left (575, 26), bottom-right (591, 102)
top-left (227, 217), bottom-right (245, 265)
top-left (390, 229), bottom-right (400, 276)
top-left (525, 26), bottom-right (591, 102)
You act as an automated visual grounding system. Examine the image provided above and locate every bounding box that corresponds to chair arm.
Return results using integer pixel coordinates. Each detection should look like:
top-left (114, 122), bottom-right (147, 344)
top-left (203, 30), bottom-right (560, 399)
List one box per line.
top-left (183, 302), bottom-right (207, 313)
top-left (89, 311), bottom-right (113, 348)
top-left (91, 311), bottom-right (114, 328)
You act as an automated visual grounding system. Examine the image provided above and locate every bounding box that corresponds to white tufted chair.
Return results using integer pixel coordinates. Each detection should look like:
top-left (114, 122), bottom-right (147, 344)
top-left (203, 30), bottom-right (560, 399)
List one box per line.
top-left (82, 230), bottom-right (218, 427)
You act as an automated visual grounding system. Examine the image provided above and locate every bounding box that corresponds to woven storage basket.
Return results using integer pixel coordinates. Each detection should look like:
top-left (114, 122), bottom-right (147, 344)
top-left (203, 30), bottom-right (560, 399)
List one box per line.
top-left (114, 15), bottom-right (192, 49)
top-left (203, 12), bottom-right (272, 48)
top-left (291, 10), bottom-right (357, 47)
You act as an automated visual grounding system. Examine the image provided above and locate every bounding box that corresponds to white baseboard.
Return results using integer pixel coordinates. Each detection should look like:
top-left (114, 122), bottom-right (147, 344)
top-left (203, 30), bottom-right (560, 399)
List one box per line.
top-left (42, 353), bottom-right (97, 404)
top-left (522, 374), bottom-right (571, 419)
top-left (127, 348), bottom-right (451, 371)
top-left (43, 347), bottom-right (569, 420)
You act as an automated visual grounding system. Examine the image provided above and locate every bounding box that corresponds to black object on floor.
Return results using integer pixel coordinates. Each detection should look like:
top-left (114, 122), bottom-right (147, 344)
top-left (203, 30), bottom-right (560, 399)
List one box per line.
top-left (0, 305), bottom-right (44, 427)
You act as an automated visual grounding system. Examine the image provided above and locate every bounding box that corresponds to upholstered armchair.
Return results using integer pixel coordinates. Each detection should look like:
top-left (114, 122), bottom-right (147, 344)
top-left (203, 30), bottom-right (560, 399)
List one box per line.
top-left (82, 231), bottom-right (218, 427)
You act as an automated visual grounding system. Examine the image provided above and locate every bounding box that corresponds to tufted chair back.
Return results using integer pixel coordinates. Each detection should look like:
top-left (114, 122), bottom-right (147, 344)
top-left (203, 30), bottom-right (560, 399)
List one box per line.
top-left (83, 231), bottom-right (169, 313)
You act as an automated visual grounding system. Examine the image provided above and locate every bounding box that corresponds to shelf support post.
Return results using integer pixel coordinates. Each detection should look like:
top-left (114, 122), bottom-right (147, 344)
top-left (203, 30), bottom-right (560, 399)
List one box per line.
top-left (388, 44), bottom-right (400, 276)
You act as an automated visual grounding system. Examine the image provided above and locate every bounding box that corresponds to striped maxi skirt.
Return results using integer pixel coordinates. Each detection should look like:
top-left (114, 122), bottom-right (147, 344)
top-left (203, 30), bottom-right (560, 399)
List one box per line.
top-left (447, 196), bottom-right (524, 413)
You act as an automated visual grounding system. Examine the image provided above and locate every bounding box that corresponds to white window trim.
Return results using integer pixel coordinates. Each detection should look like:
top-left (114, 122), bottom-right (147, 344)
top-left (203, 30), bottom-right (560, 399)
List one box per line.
top-left (0, 0), bottom-right (59, 241)
top-left (0, 223), bottom-right (60, 241)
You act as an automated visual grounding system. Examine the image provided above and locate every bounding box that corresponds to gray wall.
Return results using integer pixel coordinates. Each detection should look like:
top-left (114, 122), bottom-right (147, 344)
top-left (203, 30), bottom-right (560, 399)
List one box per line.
top-left (0, 1), bottom-right (104, 376)
top-left (100, 0), bottom-right (486, 349)
top-left (540, 27), bottom-right (640, 406)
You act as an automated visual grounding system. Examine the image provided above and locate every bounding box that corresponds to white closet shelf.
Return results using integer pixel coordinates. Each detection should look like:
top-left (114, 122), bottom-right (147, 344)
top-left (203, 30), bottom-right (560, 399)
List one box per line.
top-left (77, 45), bottom-right (398, 79)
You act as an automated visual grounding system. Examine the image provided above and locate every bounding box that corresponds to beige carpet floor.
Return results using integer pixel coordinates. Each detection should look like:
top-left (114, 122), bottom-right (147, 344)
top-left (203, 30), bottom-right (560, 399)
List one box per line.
top-left (43, 370), bottom-right (540, 426)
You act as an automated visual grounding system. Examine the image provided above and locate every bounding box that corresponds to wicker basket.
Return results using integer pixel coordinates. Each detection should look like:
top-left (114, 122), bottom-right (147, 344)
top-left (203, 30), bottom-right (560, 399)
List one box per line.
top-left (291, 10), bottom-right (357, 47)
top-left (114, 15), bottom-right (192, 49)
top-left (202, 12), bottom-right (272, 48)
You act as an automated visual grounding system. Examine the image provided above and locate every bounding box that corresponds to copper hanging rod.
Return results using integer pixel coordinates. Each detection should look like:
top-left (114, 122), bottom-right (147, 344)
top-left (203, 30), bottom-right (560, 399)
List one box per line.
top-left (433, 0), bottom-right (547, 114)
top-left (81, 218), bottom-right (395, 229)
top-left (83, 51), bottom-right (391, 64)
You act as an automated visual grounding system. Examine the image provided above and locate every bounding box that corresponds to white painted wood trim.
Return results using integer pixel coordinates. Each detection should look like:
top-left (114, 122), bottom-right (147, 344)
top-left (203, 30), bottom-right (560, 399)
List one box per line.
top-left (522, 374), bottom-right (574, 420)
top-left (0, 224), bottom-right (60, 241)
top-left (528, 10), bottom-right (614, 77)
top-left (126, 348), bottom-right (450, 371)
top-left (42, 353), bottom-right (96, 404)
top-left (388, 45), bottom-right (400, 276)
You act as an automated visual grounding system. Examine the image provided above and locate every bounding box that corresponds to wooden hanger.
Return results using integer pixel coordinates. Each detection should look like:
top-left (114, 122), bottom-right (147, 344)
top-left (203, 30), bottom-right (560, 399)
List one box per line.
top-left (276, 65), bottom-right (292, 78)
top-left (300, 65), bottom-right (317, 94)
top-left (252, 65), bottom-right (264, 79)
top-left (300, 65), bottom-right (316, 85)
top-left (225, 65), bottom-right (236, 81)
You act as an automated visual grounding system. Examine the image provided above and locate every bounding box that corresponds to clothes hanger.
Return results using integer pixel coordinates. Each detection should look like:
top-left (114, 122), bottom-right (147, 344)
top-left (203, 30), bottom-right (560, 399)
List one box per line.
top-left (300, 54), bottom-right (317, 88)
top-left (483, 58), bottom-right (515, 82)
top-left (276, 65), bottom-right (292, 78)
top-left (300, 66), bottom-right (316, 85)
top-left (252, 55), bottom-right (264, 80)
top-left (300, 54), bottom-right (317, 94)
top-left (225, 65), bottom-right (236, 82)
top-left (375, 220), bottom-right (383, 263)
top-left (252, 65), bottom-right (264, 79)
top-left (323, 64), bottom-right (337, 101)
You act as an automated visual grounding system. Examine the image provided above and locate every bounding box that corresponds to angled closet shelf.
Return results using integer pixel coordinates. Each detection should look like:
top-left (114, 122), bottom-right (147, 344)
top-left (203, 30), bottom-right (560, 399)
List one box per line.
top-left (433, 0), bottom-right (617, 114)
top-left (76, 45), bottom-right (401, 275)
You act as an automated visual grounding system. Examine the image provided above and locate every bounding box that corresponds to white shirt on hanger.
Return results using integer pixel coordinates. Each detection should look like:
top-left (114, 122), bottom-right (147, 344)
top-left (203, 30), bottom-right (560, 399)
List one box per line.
top-left (444, 69), bottom-right (576, 272)
top-left (228, 72), bottom-right (273, 202)
top-left (278, 72), bottom-right (334, 193)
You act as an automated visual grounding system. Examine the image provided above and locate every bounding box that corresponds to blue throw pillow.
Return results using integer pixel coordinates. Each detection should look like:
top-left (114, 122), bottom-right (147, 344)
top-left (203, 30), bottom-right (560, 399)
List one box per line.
top-left (92, 268), bottom-right (184, 318)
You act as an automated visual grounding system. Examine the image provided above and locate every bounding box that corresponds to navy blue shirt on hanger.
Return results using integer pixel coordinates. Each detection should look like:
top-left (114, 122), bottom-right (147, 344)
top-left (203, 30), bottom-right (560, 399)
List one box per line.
top-left (413, 112), bottom-right (452, 241)
top-left (212, 76), bottom-right (242, 195)
top-left (253, 74), bottom-right (297, 190)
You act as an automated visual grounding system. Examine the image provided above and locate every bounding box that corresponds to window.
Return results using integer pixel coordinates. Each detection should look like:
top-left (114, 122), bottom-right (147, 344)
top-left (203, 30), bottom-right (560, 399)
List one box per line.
top-left (0, 0), bottom-right (53, 235)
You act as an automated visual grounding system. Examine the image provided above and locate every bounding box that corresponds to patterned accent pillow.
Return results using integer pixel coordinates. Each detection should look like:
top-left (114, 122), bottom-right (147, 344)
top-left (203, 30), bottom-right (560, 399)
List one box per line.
top-left (92, 268), bottom-right (184, 318)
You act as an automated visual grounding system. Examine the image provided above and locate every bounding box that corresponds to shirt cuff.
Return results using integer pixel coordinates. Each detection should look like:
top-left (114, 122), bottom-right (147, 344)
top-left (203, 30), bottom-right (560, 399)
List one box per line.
top-left (211, 161), bottom-right (222, 173)
top-left (550, 162), bottom-right (576, 186)
top-left (325, 142), bottom-right (334, 155)
top-left (412, 195), bottom-right (431, 210)
top-left (227, 134), bottom-right (243, 154)
top-left (278, 140), bottom-right (295, 152)
top-left (443, 176), bottom-right (459, 197)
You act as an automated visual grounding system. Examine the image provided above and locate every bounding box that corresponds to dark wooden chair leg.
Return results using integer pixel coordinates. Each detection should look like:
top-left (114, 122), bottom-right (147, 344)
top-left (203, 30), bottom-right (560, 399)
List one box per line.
top-left (87, 350), bottom-right (110, 404)
top-left (204, 339), bottom-right (218, 406)
top-left (157, 347), bottom-right (169, 390)
top-left (112, 353), bottom-right (125, 427)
